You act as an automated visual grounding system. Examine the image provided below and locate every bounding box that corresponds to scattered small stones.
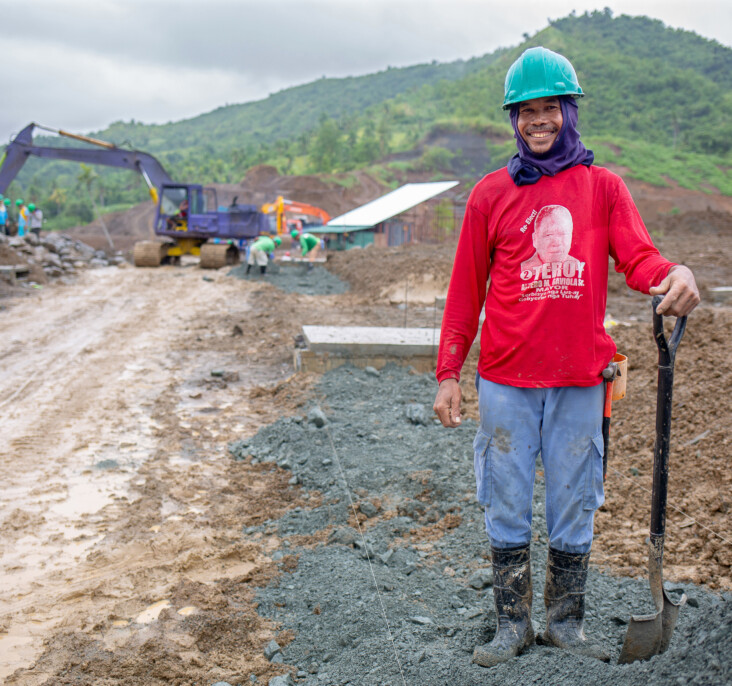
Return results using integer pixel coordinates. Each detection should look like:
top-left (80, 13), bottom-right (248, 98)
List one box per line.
top-left (242, 365), bottom-right (730, 686)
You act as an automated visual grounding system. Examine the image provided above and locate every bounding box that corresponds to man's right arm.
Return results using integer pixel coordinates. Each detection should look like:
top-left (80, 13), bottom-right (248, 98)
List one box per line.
top-left (433, 200), bottom-right (491, 427)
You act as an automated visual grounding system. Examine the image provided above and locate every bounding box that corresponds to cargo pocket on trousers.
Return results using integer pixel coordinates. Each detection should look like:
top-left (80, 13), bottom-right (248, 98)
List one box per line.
top-left (473, 429), bottom-right (492, 507)
top-left (582, 432), bottom-right (606, 511)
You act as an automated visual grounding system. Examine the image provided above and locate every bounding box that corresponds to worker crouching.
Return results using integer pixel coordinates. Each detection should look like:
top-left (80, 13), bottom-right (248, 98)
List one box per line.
top-left (246, 235), bottom-right (281, 275)
top-left (433, 46), bottom-right (699, 667)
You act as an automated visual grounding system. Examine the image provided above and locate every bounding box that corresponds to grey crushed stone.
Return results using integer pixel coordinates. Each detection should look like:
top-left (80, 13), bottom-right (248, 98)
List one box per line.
top-left (230, 365), bottom-right (731, 685)
top-left (228, 262), bottom-right (348, 295)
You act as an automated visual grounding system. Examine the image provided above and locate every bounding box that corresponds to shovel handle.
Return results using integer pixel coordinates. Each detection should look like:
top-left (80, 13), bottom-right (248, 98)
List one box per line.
top-left (649, 296), bottom-right (687, 538)
top-left (652, 295), bottom-right (687, 366)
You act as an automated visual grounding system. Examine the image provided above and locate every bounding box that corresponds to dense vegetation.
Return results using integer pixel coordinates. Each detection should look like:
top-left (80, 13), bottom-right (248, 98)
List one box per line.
top-left (5, 10), bottom-right (731, 231)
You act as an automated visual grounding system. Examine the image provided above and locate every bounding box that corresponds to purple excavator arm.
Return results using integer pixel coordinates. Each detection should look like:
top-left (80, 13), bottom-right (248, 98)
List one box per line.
top-left (0, 123), bottom-right (174, 197)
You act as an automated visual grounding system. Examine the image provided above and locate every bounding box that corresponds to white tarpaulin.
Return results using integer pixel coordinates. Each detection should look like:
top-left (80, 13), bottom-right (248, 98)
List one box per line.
top-left (325, 181), bottom-right (459, 230)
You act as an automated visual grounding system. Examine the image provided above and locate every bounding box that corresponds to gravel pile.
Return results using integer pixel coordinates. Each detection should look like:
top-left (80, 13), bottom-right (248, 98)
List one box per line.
top-left (0, 232), bottom-right (125, 280)
top-left (230, 365), bottom-right (731, 686)
top-left (228, 261), bottom-right (349, 295)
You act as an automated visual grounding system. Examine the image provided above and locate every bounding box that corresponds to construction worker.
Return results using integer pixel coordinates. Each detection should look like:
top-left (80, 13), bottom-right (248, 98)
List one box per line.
top-left (0, 197), bottom-right (7, 236)
top-left (246, 234), bottom-right (281, 275)
top-left (433, 47), bottom-right (699, 668)
top-left (16, 199), bottom-right (29, 237)
top-left (29, 203), bottom-right (43, 238)
top-left (291, 229), bottom-right (320, 270)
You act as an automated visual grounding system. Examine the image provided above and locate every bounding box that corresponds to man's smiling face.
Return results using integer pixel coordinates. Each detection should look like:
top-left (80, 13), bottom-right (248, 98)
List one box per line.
top-left (517, 96), bottom-right (563, 154)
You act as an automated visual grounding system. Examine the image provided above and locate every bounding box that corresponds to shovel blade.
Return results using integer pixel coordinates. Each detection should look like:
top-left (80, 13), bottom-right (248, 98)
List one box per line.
top-left (618, 586), bottom-right (686, 663)
top-left (619, 611), bottom-right (663, 664)
top-left (618, 537), bottom-right (685, 664)
top-left (659, 587), bottom-right (686, 653)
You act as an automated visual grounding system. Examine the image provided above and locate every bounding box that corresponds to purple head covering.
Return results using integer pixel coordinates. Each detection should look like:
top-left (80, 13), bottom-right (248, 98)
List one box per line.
top-left (507, 96), bottom-right (593, 186)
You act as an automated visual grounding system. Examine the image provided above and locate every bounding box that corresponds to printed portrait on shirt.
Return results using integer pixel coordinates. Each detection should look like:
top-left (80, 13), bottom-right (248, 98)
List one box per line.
top-left (520, 205), bottom-right (581, 273)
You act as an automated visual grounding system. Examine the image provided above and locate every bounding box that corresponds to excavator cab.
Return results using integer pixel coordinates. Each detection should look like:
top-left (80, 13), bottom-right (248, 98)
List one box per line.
top-left (159, 186), bottom-right (190, 232)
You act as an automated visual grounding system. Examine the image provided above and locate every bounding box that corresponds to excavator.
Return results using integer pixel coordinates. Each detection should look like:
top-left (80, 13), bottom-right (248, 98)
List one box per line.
top-left (261, 196), bottom-right (331, 236)
top-left (0, 123), bottom-right (327, 268)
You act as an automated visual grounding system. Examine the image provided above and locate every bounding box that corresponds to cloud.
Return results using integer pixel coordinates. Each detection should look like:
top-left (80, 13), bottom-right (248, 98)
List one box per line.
top-left (2, 0), bottom-right (731, 142)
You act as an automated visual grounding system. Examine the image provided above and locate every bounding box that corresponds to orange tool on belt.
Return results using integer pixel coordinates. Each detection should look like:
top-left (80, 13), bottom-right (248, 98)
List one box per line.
top-left (601, 353), bottom-right (627, 480)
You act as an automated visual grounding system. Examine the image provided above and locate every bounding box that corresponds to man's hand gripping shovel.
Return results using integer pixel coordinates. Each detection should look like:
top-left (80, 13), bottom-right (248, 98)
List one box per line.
top-left (618, 295), bottom-right (687, 664)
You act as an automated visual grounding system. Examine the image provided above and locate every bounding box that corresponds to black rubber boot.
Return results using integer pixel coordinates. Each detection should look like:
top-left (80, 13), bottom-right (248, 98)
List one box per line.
top-left (539, 548), bottom-right (610, 662)
top-left (260, 265), bottom-right (267, 275)
top-left (245, 264), bottom-right (251, 274)
top-left (473, 545), bottom-right (534, 667)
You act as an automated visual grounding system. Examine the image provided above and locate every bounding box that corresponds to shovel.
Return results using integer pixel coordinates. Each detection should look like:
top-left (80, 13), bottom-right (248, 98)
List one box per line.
top-left (618, 295), bottom-right (687, 664)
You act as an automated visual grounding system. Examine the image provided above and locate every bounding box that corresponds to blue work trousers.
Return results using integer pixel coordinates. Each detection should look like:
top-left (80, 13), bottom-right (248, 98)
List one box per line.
top-left (474, 377), bottom-right (605, 554)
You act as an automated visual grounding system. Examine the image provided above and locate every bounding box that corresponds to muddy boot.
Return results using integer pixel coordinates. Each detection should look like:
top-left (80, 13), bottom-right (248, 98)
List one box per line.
top-left (539, 548), bottom-right (610, 662)
top-left (473, 545), bottom-right (534, 667)
top-left (246, 263), bottom-right (252, 274)
top-left (260, 265), bottom-right (267, 275)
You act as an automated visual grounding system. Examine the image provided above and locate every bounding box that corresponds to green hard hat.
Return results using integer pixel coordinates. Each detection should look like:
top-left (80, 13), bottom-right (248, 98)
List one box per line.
top-left (503, 46), bottom-right (584, 109)
top-left (15, 198), bottom-right (23, 206)
top-left (3, 198), bottom-right (9, 205)
top-left (290, 229), bottom-right (299, 239)
top-left (28, 203), bottom-right (36, 211)
top-left (273, 236), bottom-right (282, 246)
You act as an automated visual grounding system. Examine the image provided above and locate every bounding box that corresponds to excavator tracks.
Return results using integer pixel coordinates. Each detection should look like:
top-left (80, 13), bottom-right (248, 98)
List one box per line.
top-left (199, 243), bottom-right (240, 269)
top-left (132, 241), bottom-right (166, 267)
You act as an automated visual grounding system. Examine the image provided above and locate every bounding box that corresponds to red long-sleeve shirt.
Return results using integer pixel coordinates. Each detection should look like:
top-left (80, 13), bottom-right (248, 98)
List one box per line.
top-left (436, 164), bottom-right (674, 387)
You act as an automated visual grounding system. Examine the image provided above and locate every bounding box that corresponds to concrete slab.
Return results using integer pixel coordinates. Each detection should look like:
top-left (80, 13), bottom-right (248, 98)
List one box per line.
top-left (303, 325), bottom-right (440, 356)
top-left (709, 286), bottom-right (732, 304)
top-left (295, 325), bottom-right (441, 374)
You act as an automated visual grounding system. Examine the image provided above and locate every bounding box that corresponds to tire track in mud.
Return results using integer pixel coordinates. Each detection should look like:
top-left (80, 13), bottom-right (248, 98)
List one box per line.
top-left (0, 264), bottom-right (290, 682)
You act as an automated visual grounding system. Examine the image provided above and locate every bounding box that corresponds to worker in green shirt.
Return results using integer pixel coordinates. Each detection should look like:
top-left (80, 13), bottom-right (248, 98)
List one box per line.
top-left (246, 234), bottom-right (281, 275)
top-left (291, 229), bottom-right (321, 270)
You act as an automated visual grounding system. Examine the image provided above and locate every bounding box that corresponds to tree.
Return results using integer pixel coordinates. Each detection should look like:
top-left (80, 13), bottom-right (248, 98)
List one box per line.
top-left (77, 164), bottom-right (114, 249)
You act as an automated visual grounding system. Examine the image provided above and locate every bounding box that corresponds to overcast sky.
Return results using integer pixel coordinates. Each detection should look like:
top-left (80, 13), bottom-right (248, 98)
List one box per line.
top-left (3, 0), bottom-right (731, 143)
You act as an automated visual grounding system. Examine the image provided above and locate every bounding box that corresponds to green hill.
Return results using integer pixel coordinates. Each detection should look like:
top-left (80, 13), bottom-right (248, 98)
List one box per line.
top-left (7, 10), bottom-right (732, 230)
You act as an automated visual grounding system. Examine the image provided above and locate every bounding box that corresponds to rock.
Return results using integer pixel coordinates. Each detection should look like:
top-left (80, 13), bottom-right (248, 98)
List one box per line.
top-left (364, 366), bottom-right (380, 377)
top-left (359, 500), bottom-right (379, 518)
top-left (307, 407), bottom-right (327, 428)
top-left (264, 639), bottom-right (281, 660)
top-left (409, 616), bottom-right (434, 625)
top-left (211, 682), bottom-right (233, 686)
top-left (89, 258), bottom-right (108, 268)
top-left (397, 498), bottom-right (425, 518)
top-left (405, 402), bottom-right (431, 426)
top-left (268, 676), bottom-right (293, 686)
top-left (328, 527), bottom-right (357, 546)
top-left (469, 568), bottom-right (494, 589)
top-left (378, 549), bottom-right (394, 565)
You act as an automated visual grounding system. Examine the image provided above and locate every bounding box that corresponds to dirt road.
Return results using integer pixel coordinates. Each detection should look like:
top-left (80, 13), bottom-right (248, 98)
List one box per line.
top-left (0, 264), bottom-right (300, 683)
